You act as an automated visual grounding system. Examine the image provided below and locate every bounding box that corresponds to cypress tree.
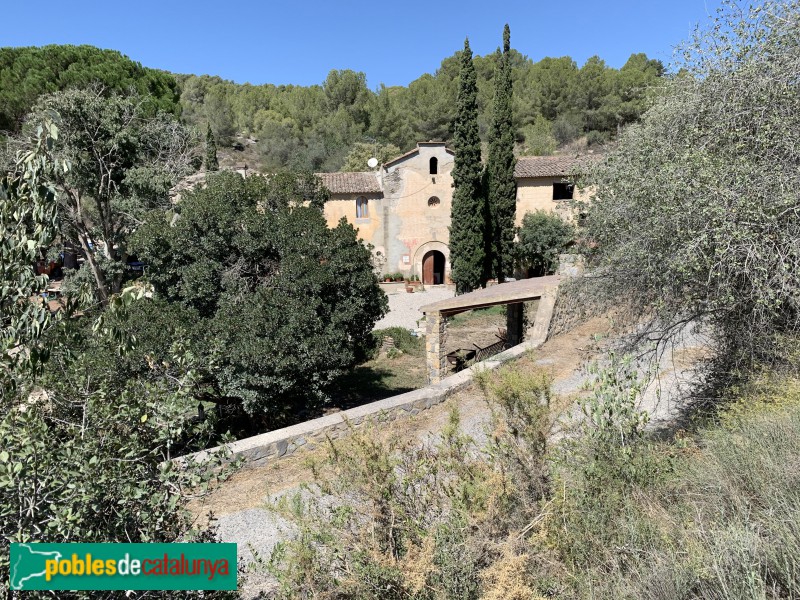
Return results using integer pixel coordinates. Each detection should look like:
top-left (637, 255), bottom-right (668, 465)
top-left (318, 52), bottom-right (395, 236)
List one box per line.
top-left (449, 38), bottom-right (487, 294)
top-left (486, 24), bottom-right (517, 282)
top-left (205, 123), bottom-right (219, 172)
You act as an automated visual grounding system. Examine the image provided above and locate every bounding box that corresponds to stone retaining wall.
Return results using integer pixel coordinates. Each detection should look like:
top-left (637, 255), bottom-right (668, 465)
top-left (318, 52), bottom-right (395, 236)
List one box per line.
top-left (189, 339), bottom-right (544, 470)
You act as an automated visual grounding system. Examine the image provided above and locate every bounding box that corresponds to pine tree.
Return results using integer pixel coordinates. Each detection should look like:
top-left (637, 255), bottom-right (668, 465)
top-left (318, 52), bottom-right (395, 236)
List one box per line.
top-left (486, 24), bottom-right (517, 282)
top-left (449, 38), bottom-right (487, 294)
top-left (205, 123), bottom-right (219, 172)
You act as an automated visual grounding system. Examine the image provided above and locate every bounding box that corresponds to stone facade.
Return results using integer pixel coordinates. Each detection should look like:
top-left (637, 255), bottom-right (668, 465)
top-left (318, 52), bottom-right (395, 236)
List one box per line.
top-left (425, 311), bottom-right (448, 384)
top-left (515, 177), bottom-right (591, 225)
top-left (320, 143), bottom-right (592, 280)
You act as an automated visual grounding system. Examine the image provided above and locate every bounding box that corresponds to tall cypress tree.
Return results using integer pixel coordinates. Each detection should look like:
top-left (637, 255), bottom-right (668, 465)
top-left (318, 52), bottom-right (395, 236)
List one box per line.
top-left (205, 123), bottom-right (219, 172)
top-left (449, 38), bottom-right (487, 294)
top-left (486, 24), bottom-right (517, 281)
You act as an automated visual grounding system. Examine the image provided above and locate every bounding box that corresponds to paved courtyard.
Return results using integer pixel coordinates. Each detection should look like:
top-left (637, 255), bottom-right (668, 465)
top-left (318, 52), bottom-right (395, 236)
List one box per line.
top-left (373, 285), bottom-right (455, 331)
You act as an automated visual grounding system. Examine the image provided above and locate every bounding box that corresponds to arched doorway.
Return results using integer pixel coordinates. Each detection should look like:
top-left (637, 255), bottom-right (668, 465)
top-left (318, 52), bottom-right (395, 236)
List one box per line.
top-left (422, 250), bottom-right (445, 285)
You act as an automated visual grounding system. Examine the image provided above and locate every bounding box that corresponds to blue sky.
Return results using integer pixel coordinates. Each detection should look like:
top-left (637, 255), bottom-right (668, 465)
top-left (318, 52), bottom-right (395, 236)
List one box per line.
top-left (2, 0), bottom-right (722, 87)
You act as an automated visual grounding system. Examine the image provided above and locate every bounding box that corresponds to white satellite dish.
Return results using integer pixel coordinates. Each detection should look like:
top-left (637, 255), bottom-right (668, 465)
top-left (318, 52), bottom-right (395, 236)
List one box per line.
top-left (367, 157), bottom-right (379, 168)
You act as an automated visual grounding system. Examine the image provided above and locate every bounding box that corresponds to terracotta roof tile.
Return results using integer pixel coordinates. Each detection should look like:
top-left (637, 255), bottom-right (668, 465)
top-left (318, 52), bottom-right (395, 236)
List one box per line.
top-left (317, 172), bottom-right (382, 195)
top-left (514, 155), bottom-right (594, 178)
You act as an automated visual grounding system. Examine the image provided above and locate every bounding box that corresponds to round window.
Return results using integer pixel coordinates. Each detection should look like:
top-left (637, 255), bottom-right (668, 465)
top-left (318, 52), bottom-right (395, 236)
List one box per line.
top-left (428, 196), bottom-right (441, 208)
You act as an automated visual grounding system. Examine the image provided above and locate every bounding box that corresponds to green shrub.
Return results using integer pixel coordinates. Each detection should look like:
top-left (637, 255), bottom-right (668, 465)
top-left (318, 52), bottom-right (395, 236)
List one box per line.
top-left (585, 129), bottom-right (609, 146)
top-left (547, 354), bottom-right (668, 573)
top-left (516, 210), bottom-right (575, 276)
top-left (266, 410), bottom-right (496, 599)
top-left (549, 364), bottom-right (800, 598)
top-left (373, 327), bottom-right (423, 356)
top-left (521, 115), bottom-right (557, 156)
top-left (265, 351), bottom-right (800, 599)
top-left (578, 0), bottom-right (800, 381)
top-left (265, 365), bottom-right (559, 599)
top-left (551, 113), bottom-right (583, 145)
top-left (476, 364), bottom-right (555, 506)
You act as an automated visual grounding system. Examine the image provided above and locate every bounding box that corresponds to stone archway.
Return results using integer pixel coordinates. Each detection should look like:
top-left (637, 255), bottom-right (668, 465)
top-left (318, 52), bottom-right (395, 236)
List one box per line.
top-left (413, 241), bottom-right (450, 284)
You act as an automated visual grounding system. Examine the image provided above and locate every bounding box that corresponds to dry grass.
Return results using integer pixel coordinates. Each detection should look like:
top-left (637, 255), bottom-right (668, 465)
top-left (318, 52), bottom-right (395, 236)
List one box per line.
top-left (262, 357), bottom-right (800, 599)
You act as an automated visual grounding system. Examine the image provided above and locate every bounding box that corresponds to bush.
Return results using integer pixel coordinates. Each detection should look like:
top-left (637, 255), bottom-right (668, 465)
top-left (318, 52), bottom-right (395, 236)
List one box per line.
top-left (593, 395), bottom-right (800, 599)
top-left (551, 113), bottom-right (583, 145)
top-left (373, 326), bottom-right (423, 356)
top-left (266, 410), bottom-right (494, 599)
top-left (579, 0), bottom-right (800, 381)
top-left (266, 364), bottom-right (559, 599)
top-left (585, 129), bottom-right (608, 146)
top-left (133, 171), bottom-right (388, 422)
top-left (516, 210), bottom-right (575, 276)
top-left (521, 115), bottom-right (556, 156)
top-left (264, 344), bottom-right (800, 599)
top-left (0, 119), bottom-right (237, 599)
top-left (548, 355), bottom-right (666, 571)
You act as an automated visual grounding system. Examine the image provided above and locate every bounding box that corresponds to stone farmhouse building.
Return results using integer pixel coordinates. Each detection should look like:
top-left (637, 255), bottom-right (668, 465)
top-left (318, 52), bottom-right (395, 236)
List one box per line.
top-left (318, 141), bottom-right (590, 284)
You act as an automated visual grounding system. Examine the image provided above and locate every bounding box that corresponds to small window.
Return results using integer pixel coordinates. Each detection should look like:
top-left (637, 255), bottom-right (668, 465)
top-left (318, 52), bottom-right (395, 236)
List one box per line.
top-left (429, 157), bottom-right (438, 175)
top-left (553, 182), bottom-right (574, 200)
top-left (356, 196), bottom-right (369, 218)
top-left (428, 196), bottom-right (441, 208)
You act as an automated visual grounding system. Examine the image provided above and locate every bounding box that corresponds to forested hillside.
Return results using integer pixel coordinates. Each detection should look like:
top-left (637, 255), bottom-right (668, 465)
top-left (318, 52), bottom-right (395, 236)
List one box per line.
top-left (0, 44), bottom-right (663, 172)
top-left (178, 50), bottom-right (663, 171)
top-left (0, 45), bottom-right (181, 134)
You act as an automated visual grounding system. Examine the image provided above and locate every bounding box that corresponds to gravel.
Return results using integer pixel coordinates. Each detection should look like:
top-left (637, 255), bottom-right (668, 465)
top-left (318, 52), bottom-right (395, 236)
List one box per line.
top-left (373, 286), bottom-right (455, 331)
top-left (216, 495), bottom-right (298, 598)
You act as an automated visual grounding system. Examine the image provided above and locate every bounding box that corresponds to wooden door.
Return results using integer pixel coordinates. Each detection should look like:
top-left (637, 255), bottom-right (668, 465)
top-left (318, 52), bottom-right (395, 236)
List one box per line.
top-left (423, 252), bottom-right (434, 284)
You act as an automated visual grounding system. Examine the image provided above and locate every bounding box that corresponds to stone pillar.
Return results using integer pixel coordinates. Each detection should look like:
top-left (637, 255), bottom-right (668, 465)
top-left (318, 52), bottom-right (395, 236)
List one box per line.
top-left (425, 311), bottom-right (447, 384)
top-left (528, 284), bottom-right (559, 346)
top-left (506, 303), bottom-right (524, 347)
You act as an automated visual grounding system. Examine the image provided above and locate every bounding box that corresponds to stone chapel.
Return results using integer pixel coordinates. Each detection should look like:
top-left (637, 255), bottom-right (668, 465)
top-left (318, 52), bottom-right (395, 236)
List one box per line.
top-left (318, 141), bottom-right (591, 284)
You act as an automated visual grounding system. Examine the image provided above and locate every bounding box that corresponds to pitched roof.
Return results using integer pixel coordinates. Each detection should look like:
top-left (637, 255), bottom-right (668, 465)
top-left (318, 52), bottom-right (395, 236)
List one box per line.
top-left (317, 171), bottom-right (382, 195)
top-left (514, 155), bottom-right (592, 178)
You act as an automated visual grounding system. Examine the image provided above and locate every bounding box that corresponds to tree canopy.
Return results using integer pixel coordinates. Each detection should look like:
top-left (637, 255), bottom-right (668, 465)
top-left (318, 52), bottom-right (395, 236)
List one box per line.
top-left (0, 45), bottom-right (180, 135)
top-left (174, 50), bottom-right (663, 170)
top-left (132, 171), bottom-right (387, 422)
top-left (0, 117), bottom-right (234, 599)
top-left (1, 43), bottom-right (663, 171)
top-left (580, 0), bottom-right (800, 376)
top-left (449, 39), bottom-right (487, 294)
top-left (517, 210), bottom-right (575, 276)
top-left (24, 88), bottom-right (199, 304)
top-left (341, 141), bottom-right (401, 172)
